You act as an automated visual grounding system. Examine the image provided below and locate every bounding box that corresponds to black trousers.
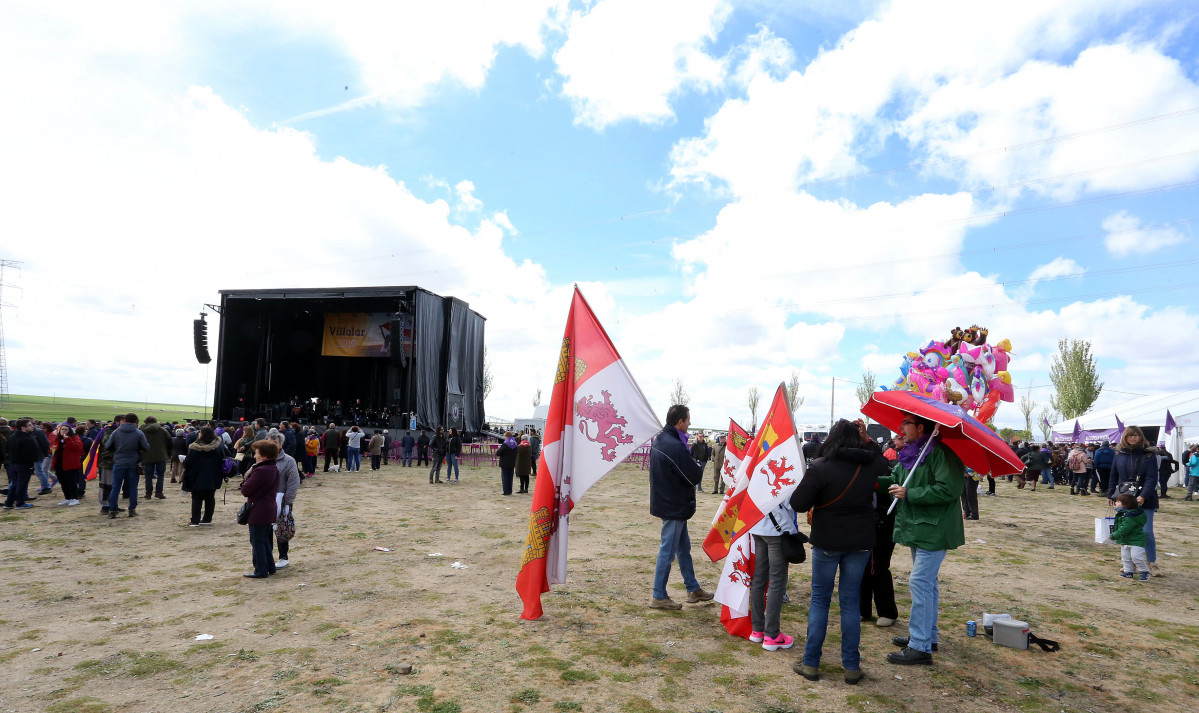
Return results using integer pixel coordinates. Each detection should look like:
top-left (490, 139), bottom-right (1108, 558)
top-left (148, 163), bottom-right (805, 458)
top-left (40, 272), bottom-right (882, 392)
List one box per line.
top-left (860, 536), bottom-right (898, 620)
top-left (961, 478), bottom-right (979, 518)
top-left (987, 476), bottom-right (995, 494)
top-left (248, 524), bottom-right (276, 576)
top-left (1097, 467), bottom-right (1111, 495)
top-left (57, 469), bottom-right (82, 500)
top-left (518, 472), bottom-right (529, 492)
top-left (371, 454), bottom-right (382, 470)
top-left (417, 447), bottom-right (429, 466)
top-left (324, 449), bottom-right (339, 471)
top-left (191, 489), bottom-right (215, 524)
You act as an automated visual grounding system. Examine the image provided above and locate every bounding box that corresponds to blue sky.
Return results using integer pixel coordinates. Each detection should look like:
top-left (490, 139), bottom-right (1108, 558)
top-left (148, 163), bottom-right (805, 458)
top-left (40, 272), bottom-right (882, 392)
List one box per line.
top-left (2, 0), bottom-right (1198, 432)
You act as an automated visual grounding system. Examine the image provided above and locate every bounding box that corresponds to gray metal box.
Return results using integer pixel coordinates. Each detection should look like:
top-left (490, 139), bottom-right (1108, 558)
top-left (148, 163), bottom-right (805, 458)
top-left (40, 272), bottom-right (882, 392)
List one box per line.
top-left (992, 618), bottom-right (1029, 649)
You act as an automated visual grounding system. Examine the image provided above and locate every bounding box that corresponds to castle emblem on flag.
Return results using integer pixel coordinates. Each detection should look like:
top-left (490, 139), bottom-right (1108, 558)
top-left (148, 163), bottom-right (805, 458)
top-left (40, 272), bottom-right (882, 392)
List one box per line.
top-left (713, 504), bottom-right (745, 548)
top-left (554, 338), bottom-right (571, 384)
top-left (575, 390), bottom-right (634, 461)
top-left (522, 506), bottom-right (552, 567)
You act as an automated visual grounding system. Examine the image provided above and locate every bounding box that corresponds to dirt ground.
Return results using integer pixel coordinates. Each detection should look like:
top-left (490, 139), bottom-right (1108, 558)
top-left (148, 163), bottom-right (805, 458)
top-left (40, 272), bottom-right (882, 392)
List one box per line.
top-left (0, 462), bottom-right (1196, 713)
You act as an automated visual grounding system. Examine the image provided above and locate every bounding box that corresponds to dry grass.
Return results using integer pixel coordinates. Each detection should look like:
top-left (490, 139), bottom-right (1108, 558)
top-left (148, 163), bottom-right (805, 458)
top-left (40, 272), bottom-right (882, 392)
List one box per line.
top-left (0, 462), bottom-right (1195, 712)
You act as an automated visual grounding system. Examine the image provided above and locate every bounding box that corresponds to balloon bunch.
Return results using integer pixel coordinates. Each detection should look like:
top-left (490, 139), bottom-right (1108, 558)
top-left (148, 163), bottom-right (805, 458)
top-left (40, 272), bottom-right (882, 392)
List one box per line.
top-left (884, 325), bottom-right (1014, 424)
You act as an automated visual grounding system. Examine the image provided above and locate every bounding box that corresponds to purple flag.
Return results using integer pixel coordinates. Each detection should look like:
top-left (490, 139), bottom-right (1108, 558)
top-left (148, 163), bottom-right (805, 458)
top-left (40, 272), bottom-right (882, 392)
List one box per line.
top-left (1042, 416), bottom-right (1051, 428)
top-left (1165, 409), bottom-right (1176, 435)
top-left (1071, 420), bottom-right (1082, 442)
top-left (1114, 413), bottom-right (1124, 431)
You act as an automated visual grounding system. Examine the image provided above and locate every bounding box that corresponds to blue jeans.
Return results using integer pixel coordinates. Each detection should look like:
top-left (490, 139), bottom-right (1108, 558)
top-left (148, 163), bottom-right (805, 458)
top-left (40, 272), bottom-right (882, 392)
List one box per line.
top-left (907, 547), bottom-right (946, 654)
top-left (108, 463), bottom-right (140, 512)
top-left (403, 449), bottom-right (413, 467)
top-left (653, 519), bottom-right (701, 600)
top-left (34, 458), bottom-right (50, 489)
top-left (446, 454), bottom-right (459, 480)
top-left (3, 465), bottom-right (32, 506)
top-left (143, 461), bottom-right (166, 495)
top-left (346, 447), bottom-right (361, 471)
top-left (1040, 469), bottom-right (1052, 485)
top-left (803, 548), bottom-right (870, 670)
top-left (1143, 507), bottom-right (1157, 563)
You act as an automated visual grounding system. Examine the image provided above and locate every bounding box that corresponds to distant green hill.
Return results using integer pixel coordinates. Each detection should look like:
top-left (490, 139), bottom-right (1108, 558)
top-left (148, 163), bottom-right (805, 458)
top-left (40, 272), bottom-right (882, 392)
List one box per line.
top-left (1, 394), bottom-right (209, 423)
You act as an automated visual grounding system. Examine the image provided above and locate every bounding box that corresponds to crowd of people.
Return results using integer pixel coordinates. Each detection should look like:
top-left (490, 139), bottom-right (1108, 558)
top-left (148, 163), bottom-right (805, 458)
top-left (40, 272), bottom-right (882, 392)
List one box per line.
top-left (645, 403), bottom-right (1194, 684)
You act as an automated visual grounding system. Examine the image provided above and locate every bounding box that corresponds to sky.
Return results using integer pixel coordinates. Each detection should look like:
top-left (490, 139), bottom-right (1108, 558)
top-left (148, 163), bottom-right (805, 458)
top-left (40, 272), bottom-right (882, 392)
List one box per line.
top-left (2, 0), bottom-right (1198, 433)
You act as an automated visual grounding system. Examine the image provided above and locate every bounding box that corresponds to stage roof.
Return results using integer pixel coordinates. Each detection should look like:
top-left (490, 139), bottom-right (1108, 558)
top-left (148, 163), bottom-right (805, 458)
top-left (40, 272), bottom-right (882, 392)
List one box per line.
top-left (219, 286), bottom-right (422, 301)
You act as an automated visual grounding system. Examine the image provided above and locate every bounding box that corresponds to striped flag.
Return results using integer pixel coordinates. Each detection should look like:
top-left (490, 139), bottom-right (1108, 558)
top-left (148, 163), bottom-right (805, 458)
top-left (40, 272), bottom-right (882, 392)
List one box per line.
top-left (81, 426), bottom-right (110, 481)
top-left (515, 288), bottom-right (660, 620)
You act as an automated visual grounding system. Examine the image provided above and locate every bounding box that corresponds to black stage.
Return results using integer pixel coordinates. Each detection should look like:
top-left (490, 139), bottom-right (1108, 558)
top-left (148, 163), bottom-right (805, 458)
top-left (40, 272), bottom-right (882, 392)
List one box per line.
top-left (212, 286), bottom-right (485, 433)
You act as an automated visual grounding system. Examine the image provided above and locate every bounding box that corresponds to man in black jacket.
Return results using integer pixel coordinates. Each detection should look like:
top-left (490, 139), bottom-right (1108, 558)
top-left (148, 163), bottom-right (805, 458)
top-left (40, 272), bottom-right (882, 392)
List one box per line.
top-left (4, 419), bottom-right (41, 509)
top-left (416, 430), bottom-right (431, 467)
top-left (689, 434), bottom-right (710, 492)
top-left (648, 404), bottom-right (713, 610)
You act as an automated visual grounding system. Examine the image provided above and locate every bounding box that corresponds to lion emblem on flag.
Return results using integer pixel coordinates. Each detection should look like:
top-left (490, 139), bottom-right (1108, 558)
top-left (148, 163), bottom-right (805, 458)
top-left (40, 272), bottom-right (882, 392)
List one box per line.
top-left (575, 390), bottom-right (633, 461)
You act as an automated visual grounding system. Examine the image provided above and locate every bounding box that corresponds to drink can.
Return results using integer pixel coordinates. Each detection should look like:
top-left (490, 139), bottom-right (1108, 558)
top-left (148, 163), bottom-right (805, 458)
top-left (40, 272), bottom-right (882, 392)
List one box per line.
top-left (967, 620), bottom-right (977, 637)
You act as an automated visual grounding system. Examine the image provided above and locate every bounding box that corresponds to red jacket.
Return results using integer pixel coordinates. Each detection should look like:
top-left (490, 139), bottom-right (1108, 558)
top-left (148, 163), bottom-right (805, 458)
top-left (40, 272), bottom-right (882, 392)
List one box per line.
top-left (53, 435), bottom-right (85, 471)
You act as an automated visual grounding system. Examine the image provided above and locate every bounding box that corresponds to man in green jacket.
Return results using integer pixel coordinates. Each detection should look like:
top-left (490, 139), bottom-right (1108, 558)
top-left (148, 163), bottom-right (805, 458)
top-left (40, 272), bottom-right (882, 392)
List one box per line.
top-left (877, 413), bottom-right (964, 665)
top-left (140, 416), bottom-right (172, 500)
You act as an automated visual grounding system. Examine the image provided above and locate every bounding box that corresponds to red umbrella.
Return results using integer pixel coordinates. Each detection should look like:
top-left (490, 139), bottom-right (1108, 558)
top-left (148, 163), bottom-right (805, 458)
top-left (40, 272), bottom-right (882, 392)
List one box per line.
top-left (861, 391), bottom-right (1024, 477)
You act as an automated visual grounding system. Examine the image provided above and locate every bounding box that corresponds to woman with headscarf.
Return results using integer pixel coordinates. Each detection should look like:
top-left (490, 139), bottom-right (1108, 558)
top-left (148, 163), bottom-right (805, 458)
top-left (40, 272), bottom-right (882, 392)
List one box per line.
top-left (1106, 426), bottom-right (1162, 576)
top-left (515, 435), bottom-right (532, 493)
top-left (790, 419), bottom-right (887, 684)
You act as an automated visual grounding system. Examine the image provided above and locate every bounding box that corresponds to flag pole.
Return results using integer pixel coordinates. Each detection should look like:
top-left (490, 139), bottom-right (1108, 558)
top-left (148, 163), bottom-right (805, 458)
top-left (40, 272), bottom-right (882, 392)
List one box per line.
top-left (886, 425), bottom-right (940, 515)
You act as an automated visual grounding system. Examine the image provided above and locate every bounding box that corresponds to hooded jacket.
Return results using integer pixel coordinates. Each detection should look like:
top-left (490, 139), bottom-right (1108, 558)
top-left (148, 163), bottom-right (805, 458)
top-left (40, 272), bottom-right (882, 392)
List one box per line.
top-left (184, 437), bottom-right (228, 491)
top-left (140, 422), bottom-right (172, 462)
top-left (1110, 507), bottom-right (1147, 547)
top-left (791, 446), bottom-right (887, 552)
top-left (877, 443), bottom-right (966, 552)
top-left (106, 422), bottom-right (150, 467)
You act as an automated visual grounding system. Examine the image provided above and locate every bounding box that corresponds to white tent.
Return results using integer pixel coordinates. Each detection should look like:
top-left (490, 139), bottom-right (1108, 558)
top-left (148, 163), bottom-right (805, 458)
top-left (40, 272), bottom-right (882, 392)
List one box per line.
top-left (1053, 390), bottom-right (1199, 485)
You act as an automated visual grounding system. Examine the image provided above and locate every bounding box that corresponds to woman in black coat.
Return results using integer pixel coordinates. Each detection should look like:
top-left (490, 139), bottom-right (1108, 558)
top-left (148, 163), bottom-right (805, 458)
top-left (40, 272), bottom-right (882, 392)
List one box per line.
top-left (497, 433), bottom-right (517, 496)
top-left (1106, 426), bottom-right (1161, 576)
top-left (183, 426), bottom-right (228, 526)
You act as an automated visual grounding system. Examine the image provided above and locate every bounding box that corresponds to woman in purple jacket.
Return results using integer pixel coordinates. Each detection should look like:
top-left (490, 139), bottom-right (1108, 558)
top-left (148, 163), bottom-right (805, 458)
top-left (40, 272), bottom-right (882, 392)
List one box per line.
top-left (240, 440), bottom-right (280, 579)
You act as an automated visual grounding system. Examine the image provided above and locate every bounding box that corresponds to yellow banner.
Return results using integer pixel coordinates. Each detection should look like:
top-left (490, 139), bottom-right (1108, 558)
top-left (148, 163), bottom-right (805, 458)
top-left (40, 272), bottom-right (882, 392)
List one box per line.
top-left (321, 313), bottom-right (392, 357)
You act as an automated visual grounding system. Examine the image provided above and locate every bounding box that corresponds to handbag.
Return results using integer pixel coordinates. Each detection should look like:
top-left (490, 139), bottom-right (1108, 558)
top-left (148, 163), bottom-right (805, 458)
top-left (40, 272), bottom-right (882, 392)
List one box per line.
top-left (276, 510), bottom-right (296, 543)
top-left (1116, 454), bottom-right (1146, 496)
top-left (807, 464), bottom-right (863, 525)
top-left (768, 512), bottom-right (808, 564)
top-left (237, 500), bottom-right (255, 525)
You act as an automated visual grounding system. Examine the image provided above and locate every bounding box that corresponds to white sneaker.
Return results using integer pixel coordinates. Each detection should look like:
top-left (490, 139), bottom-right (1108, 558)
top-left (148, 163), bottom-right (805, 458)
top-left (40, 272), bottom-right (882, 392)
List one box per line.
top-left (876, 617), bottom-right (896, 627)
top-left (67, 499), bottom-right (80, 506)
top-left (275, 560), bottom-right (289, 568)
top-left (57, 499), bottom-right (71, 506)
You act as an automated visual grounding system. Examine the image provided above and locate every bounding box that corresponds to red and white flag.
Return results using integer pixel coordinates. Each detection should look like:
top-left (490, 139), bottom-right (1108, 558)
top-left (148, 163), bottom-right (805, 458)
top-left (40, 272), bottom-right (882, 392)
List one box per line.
top-left (708, 418), bottom-right (756, 636)
top-left (704, 384), bottom-right (805, 562)
top-left (706, 385), bottom-right (805, 634)
top-left (711, 418), bottom-right (752, 526)
top-left (516, 288), bottom-right (660, 620)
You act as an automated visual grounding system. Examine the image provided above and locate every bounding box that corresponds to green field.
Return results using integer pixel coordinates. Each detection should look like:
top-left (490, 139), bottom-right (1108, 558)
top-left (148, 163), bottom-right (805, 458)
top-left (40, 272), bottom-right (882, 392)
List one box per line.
top-left (0, 394), bottom-right (209, 423)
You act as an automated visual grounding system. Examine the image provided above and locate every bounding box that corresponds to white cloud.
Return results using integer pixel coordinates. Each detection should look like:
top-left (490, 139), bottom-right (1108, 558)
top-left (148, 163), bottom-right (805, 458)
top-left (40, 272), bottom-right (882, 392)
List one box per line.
top-left (553, 0), bottom-right (732, 129)
top-left (1028, 257), bottom-right (1085, 283)
top-left (454, 180), bottom-right (484, 212)
top-left (1102, 210), bottom-right (1187, 256)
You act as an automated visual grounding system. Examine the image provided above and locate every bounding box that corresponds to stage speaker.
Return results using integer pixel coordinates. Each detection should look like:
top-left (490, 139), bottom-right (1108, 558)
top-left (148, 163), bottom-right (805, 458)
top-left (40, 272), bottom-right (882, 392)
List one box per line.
top-left (390, 319), bottom-right (407, 366)
top-left (263, 406), bottom-right (276, 423)
top-left (193, 316), bottom-right (211, 364)
top-left (232, 407), bottom-right (246, 422)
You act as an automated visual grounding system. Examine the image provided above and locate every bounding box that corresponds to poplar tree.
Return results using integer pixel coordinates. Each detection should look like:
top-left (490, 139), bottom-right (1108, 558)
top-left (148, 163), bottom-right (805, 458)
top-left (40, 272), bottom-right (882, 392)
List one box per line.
top-left (1048, 339), bottom-right (1103, 419)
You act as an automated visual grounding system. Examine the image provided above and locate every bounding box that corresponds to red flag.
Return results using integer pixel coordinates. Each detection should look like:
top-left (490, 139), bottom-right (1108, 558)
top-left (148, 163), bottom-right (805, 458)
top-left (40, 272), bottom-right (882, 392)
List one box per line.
top-left (82, 426), bottom-right (110, 481)
top-left (704, 385), bottom-right (803, 562)
top-left (516, 288), bottom-right (660, 620)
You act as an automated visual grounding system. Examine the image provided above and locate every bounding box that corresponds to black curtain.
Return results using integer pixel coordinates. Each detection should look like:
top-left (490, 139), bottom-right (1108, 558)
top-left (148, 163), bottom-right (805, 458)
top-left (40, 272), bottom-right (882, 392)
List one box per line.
top-left (413, 291), bottom-right (445, 430)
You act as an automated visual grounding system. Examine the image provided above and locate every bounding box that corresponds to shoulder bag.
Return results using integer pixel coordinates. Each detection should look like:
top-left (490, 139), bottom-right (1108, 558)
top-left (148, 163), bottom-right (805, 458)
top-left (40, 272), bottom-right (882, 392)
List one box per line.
top-left (1116, 454), bottom-right (1145, 496)
top-left (807, 464), bottom-right (862, 525)
top-left (768, 512), bottom-right (809, 564)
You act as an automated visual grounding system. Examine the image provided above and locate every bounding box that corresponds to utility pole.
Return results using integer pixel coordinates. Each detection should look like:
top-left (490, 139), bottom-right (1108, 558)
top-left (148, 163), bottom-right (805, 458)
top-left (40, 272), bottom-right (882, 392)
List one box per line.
top-left (0, 259), bottom-right (22, 409)
top-left (829, 376), bottom-right (835, 429)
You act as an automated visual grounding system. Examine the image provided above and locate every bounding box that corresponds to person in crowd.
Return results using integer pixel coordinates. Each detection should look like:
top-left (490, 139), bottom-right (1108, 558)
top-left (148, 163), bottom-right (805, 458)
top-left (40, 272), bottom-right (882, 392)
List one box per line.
top-left (428, 427), bottom-right (447, 483)
top-left (515, 434), bottom-right (532, 493)
top-left (746, 495), bottom-right (799, 654)
top-left (381, 429), bottom-right (391, 467)
top-left (1155, 447), bottom-right (1178, 499)
top-left (416, 430), bottom-right (431, 467)
top-left (1185, 445), bottom-right (1199, 501)
top-left (446, 428), bottom-right (462, 483)
top-left (860, 451), bottom-right (898, 629)
top-left (368, 429), bottom-right (385, 471)
top-left (689, 434), bottom-right (710, 492)
top-left (323, 423), bottom-right (341, 472)
top-left (401, 431), bottom-right (415, 468)
top-left (1085, 443), bottom-right (1099, 493)
top-left (1093, 440), bottom-right (1115, 495)
top-left (802, 434), bottom-right (821, 464)
top-left (303, 428), bottom-right (319, 477)
top-left (497, 432), bottom-right (517, 495)
top-left (96, 416), bottom-right (121, 513)
top-left (182, 426), bottom-right (227, 526)
top-left (235, 425), bottom-right (257, 476)
top-left (1068, 443), bottom-right (1091, 496)
top-left (791, 419), bottom-right (886, 683)
top-left (345, 425), bottom-right (365, 472)
top-left (1111, 492), bottom-right (1149, 581)
top-left (140, 416), bottom-right (171, 500)
top-left (253, 418), bottom-right (268, 442)
top-left (647, 404), bottom-right (713, 610)
top-left (883, 435), bottom-right (903, 463)
top-left (240, 440), bottom-right (280, 579)
top-left (267, 430), bottom-right (300, 568)
top-left (39, 421), bottom-right (56, 494)
top-left (52, 423), bottom-right (84, 506)
top-left (877, 412), bottom-right (965, 666)
top-left (170, 428), bottom-right (187, 483)
top-left (3, 419), bottom-right (40, 509)
top-left (1107, 426), bottom-right (1162, 577)
top-left (960, 470), bottom-right (980, 520)
top-left (1022, 444), bottom-right (1050, 492)
top-left (106, 413), bottom-right (149, 519)
top-left (530, 429), bottom-right (541, 477)
top-left (710, 434), bottom-right (727, 494)
top-left (279, 421), bottom-right (297, 461)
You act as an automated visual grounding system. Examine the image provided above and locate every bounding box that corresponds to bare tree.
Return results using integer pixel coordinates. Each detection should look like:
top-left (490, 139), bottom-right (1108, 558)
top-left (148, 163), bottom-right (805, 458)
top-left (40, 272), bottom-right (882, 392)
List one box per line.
top-left (482, 346), bottom-right (494, 401)
top-left (785, 371), bottom-right (805, 413)
top-left (1038, 407), bottom-right (1054, 442)
top-left (669, 378), bottom-right (690, 406)
top-left (1019, 390), bottom-right (1036, 437)
top-left (747, 386), bottom-right (761, 432)
top-left (532, 387), bottom-right (541, 410)
top-left (855, 369), bottom-right (877, 424)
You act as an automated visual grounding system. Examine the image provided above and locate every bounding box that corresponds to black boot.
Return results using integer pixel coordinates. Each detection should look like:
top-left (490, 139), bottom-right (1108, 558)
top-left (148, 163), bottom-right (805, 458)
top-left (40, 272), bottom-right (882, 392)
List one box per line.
top-left (887, 647), bottom-right (933, 665)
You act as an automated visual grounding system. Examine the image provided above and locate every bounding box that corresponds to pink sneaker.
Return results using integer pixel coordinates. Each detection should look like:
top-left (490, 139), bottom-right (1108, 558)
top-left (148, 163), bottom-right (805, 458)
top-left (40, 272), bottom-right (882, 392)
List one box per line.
top-left (762, 633), bottom-right (794, 651)
top-left (748, 631), bottom-right (765, 643)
